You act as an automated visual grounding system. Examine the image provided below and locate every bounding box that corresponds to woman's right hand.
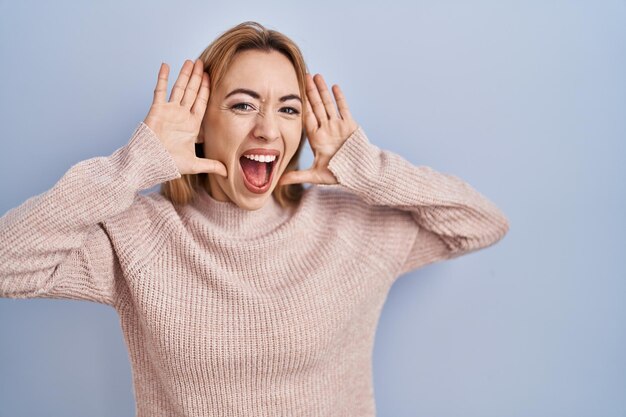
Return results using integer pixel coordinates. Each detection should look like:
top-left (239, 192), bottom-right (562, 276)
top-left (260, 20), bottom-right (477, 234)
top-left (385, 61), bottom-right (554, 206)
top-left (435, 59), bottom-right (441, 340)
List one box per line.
top-left (143, 59), bottom-right (227, 177)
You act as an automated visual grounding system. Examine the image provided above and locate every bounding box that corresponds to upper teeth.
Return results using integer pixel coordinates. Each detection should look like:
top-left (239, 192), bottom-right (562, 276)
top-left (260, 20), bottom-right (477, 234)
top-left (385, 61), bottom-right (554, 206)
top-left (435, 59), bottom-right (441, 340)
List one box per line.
top-left (243, 154), bottom-right (277, 163)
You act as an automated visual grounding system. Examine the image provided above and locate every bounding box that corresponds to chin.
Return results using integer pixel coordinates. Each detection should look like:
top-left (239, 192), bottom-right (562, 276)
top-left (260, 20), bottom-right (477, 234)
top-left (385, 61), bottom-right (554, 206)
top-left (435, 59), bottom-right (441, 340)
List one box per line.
top-left (231, 176), bottom-right (277, 209)
top-left (235, 192), bottom-right (274, 211)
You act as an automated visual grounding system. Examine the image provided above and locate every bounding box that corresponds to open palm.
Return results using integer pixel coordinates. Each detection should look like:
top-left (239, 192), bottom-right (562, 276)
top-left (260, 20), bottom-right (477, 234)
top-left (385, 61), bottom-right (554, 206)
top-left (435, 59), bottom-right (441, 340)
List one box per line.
top-left (278, 73), bottom-right (359, 186)
top-left (143, 59), bottom-right (227, 177)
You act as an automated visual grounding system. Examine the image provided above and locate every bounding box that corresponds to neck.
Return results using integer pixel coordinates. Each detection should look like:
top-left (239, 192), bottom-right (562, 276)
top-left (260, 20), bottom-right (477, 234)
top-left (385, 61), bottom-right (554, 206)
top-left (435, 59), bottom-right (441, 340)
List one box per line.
top-left (185, 186), bottom-right (291, 239)
top-left (206, 175), bottom-right (231, 203)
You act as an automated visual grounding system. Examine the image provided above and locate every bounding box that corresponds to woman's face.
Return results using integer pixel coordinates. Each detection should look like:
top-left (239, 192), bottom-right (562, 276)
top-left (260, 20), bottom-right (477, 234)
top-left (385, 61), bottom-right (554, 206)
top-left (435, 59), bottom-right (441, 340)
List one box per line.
top-left (199, 49), bottom-right (303, 210)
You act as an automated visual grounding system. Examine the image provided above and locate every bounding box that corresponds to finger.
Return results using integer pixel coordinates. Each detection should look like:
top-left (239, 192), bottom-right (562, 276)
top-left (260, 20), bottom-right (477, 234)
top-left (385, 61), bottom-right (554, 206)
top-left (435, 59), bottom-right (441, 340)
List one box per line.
top-left (153, 62), bottom-right (169, 104)
top-left (278, 169), bottom-right (315, 186)
top-left (181, 59), bottom-right (204, 109)
top-left (191, 72), bottom-right (210, 117)
top-left (305, 73), bottom-right (328, 126)
top-left (169, 60), bottom-right (194, 104)
top-left (303, 96), bottom-right (318, 132)
top-left (313, 74), bottom-right (339, 119)
top-left (192, 157), bottom-right (228, 177)
top-left (331, 84), bottom-right (353, 122)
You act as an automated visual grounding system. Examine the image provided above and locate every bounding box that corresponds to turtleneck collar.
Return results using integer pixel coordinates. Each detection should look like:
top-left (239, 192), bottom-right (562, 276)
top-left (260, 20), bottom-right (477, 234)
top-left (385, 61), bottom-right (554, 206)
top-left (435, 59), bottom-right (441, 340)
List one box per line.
top-left (184, 187), bottom-right (293, 238)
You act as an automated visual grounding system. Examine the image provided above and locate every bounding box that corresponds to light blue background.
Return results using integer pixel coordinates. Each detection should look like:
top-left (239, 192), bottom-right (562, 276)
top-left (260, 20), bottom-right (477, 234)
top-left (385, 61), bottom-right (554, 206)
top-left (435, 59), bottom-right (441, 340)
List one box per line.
top-left (1, 1), bottom-right (625, 416)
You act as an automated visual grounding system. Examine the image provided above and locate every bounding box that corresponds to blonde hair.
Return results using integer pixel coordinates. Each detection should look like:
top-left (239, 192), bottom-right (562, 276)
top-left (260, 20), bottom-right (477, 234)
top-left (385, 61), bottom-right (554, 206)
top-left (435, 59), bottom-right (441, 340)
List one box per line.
top-left (159, 21), bottom-right (309, 209)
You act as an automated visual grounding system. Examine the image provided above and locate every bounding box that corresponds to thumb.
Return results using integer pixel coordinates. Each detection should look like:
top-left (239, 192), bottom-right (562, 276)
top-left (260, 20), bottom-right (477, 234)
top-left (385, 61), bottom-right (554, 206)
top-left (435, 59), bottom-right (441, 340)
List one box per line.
top-left (192, 157), bottom-right (228, 177)
top-left (278, 169), bottom-right (316, 186)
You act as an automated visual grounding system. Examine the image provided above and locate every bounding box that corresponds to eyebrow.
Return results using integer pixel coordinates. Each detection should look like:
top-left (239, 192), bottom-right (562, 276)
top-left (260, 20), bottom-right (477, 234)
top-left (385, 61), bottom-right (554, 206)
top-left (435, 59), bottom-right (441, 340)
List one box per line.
top-left (224, 88), bottom-right (302, 103)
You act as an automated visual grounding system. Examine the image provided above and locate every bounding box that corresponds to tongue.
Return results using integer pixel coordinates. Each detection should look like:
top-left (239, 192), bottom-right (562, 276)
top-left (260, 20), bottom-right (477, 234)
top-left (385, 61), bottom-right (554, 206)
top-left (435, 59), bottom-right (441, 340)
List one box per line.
top-left (240, 157), bottom-right (271, 187)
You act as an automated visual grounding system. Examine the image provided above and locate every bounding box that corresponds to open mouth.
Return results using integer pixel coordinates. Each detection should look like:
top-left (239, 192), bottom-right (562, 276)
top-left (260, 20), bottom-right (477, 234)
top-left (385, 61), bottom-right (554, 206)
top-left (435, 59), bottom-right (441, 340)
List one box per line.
top-left (239, 154), bottom-right (279, 194)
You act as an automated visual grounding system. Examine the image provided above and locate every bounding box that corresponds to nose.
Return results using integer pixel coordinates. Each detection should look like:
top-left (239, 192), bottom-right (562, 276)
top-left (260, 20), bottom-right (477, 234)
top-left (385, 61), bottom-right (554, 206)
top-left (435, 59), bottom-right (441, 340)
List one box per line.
top-left (252, 110), bottom-right (280, 142)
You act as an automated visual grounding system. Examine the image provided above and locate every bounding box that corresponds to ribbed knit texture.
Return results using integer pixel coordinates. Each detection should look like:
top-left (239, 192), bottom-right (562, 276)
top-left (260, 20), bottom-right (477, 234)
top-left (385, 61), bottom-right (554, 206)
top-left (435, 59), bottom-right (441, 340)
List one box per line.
top-left (0, 122), bottom-right (509, 416)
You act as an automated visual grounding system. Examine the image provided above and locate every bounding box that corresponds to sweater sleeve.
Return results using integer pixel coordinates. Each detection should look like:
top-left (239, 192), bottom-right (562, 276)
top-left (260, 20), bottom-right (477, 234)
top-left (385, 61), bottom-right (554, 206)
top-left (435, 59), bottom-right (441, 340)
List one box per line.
top-left (325, 126), bottom-right (510, 276)
top-left (0, 122), bottom-right (181, 306)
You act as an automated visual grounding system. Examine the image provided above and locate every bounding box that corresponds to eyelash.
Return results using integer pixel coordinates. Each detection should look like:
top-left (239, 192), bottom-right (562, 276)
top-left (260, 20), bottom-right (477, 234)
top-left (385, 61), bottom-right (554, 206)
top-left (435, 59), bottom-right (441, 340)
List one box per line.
top-left (231, 102), bottom-right (300, 115)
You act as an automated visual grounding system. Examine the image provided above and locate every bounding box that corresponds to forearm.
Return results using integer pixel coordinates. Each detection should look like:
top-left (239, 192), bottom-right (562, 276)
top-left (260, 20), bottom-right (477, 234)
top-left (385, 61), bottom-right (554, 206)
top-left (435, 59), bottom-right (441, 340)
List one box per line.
top-left (0, 122), bottom-right (180, 299)
top-left (326, 126), bottom-right (509, 262)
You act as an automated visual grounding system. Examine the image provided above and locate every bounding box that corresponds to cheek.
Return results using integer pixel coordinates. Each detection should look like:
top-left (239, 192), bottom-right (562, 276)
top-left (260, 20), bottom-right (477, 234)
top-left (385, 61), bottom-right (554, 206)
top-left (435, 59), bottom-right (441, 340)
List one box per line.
top-left (284, 119), bottom-right (302, 147)
top-left (204, 116), bottom-right (250, 160)
top-left (286, 133), bottom-right (301, 155)
top-left (280, 133), bottom-right (303, 171)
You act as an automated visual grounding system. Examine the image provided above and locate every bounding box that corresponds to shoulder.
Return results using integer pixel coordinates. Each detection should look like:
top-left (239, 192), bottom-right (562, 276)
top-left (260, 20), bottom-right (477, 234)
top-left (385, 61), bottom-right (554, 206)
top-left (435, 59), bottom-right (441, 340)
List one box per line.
top-left (304, 184), bottom-right (416, 238)
top-left (303, 184), bottom-right (418, 275)
top-left (104, 191), bottom-right (180, 231)
top-left (99, 191), bottom-right (182, 273)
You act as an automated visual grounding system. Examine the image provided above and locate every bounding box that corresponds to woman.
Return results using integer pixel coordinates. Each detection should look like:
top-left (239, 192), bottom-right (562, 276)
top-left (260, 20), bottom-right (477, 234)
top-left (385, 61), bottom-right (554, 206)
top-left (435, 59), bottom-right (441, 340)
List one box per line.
top-left (0, 21), bottom-right (509, 417)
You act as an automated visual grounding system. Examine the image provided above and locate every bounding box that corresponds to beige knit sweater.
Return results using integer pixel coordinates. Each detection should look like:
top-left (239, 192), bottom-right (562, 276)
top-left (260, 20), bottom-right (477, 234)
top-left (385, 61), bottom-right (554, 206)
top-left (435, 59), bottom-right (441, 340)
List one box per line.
top-left (0, 121), bottom-right (509, 416)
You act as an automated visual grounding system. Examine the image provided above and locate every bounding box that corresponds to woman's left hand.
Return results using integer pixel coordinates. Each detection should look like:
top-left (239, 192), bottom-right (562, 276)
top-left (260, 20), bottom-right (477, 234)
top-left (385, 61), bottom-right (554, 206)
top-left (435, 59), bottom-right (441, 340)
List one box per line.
top-left (278, 73), bottom-right (359, 186)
